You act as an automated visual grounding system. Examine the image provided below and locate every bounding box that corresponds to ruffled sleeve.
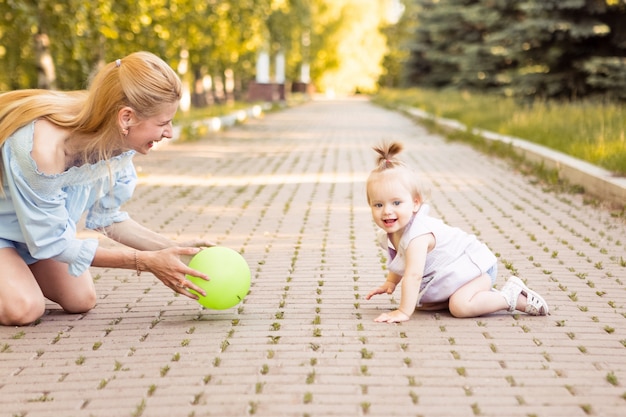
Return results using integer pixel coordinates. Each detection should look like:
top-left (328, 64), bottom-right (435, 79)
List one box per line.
top-left (85, 161), bottom-right (136, 230)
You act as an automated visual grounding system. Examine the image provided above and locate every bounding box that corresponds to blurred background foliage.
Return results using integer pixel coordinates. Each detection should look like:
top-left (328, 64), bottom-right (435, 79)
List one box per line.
top-left (0, 0), bottom-right (391, 102)
top-left (2, 0), bottom-right (625, 103)
top-left (0, 0), bottom-right (624, 172)
top-left (383, 0), bottom-right (626, 101)
top-left (378, 0), bottom-right (626, 175)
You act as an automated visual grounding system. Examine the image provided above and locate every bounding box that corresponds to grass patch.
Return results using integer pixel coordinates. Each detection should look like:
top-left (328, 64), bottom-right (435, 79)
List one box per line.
top-left (373, 88), bottom-right (626, 176)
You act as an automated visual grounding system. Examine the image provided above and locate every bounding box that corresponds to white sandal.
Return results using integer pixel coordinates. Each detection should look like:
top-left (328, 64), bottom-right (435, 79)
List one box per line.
top-left (500, 276), bottom-right (549, 316)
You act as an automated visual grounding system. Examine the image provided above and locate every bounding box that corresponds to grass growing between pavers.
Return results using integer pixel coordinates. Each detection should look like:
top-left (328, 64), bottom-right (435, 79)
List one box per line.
top-left (2, 98), bottom-right (626, 417)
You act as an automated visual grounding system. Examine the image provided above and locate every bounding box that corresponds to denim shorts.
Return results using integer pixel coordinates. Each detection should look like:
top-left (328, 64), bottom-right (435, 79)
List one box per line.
top-left (0, 238), bottom-right (38, 265)
top-left (486, 264), bottom-right (497, 286)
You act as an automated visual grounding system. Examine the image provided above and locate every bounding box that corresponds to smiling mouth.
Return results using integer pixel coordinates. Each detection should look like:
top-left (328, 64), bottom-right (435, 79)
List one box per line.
top-left (383, 219), bottom-right (397, 226)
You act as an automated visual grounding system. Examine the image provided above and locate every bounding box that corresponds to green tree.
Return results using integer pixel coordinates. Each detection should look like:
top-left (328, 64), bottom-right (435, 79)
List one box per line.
top-left (0, 0), bottom-right (353, 103)
top-left (403, 0), bottom-right (470, 87)
top-left (398, 0), bottom-right (626, 100)
top-left (378, 0), bottom-right (416, 88)
top-left (580, 1), bottom-right (626, 99)
top-left (402, 0), bottom-right (519, 90)
top-left (316, 0), bottom-right (388, 94)
top-left (0, 0), bottom-right (52, 90)
top-left (500, 0), bottom-right (626, 99)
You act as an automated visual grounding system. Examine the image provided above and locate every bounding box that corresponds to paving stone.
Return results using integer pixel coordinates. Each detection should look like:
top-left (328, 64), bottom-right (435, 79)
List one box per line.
top-left (1, 97), bottom-right (624, 417)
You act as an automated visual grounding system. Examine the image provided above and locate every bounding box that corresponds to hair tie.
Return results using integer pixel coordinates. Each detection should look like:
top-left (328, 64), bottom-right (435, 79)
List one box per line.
top-left (115, 59), bottom-right (121, 67)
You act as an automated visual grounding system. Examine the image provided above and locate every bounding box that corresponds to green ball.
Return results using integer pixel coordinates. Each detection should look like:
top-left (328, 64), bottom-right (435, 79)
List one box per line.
top-left (186, 246), bottom-right (251, 310)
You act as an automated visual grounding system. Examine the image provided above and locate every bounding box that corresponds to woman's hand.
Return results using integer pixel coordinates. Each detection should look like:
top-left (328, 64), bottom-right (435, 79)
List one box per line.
top-left (365, 281), bottom-right (397, 300)
top-left (177, 239), bottom-right (216, 249)
top-left (374, 309), bottom-right (411, 323)
top-left (176, 240), bottom-right (216, 265)
top-left (141, 247), bottom-right (210, 299)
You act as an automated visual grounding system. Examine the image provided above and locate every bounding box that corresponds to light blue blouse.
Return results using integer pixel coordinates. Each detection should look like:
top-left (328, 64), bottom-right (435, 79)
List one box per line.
top-left (0, 121), bottom-right (137, 276)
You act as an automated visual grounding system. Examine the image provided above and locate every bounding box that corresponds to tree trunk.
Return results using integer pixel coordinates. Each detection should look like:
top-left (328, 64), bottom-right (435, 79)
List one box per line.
top-left (34, 32), bottom-right (56, 90)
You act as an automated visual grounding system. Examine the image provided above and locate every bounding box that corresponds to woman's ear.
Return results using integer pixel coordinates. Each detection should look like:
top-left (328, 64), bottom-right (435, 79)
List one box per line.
top-left (117, 106), bottom-right (135, 130)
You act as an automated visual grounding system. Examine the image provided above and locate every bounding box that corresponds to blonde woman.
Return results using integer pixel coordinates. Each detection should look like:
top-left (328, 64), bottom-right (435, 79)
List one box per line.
top-left (365, 142), bottom-right (549, 323)
top-left (0, 52), bottom-right (211, 326)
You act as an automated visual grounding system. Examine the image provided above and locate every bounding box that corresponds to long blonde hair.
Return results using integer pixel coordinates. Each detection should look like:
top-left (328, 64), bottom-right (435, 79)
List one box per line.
top-left (366, 141), bottom-right (428, 205)
top-left (0, 51), bottom-right (181, 194)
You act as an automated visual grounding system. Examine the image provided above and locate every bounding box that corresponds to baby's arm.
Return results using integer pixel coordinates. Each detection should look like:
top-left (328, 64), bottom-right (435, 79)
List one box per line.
top-left (373, 235), bottom-right (431, 323)
top-left (365, 271), bottom-right (402, 300)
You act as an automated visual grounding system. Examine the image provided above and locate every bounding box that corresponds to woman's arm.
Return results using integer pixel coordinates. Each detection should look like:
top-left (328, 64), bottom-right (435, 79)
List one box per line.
top-left (95, 219), bottom-right (215, 298)
top-left (100, 218), bottom-right (176, 251)
top-left (91, 245), bottom-right (209, 299)
top-left (101, 218), bottom-right (215, 254)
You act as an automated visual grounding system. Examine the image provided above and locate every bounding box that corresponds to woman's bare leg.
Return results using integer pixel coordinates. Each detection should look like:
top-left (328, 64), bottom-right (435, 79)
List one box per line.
top-left (0, 248), bottom-right (46, 325)
top-left (30, 259), bottom-right (97, 314)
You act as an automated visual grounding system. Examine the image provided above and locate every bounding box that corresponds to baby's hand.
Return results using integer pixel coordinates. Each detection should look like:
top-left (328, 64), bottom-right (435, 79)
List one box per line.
top-left (374, 309), bottom-right (410, 323)
top-left (365, 281), bottom-right (397, 300)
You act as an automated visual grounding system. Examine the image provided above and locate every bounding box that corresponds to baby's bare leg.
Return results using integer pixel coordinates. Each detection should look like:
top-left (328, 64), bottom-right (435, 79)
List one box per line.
top-left (448, 273), bottom-right (509, 318)
top-left (416, 301), bottom-right (449, 311)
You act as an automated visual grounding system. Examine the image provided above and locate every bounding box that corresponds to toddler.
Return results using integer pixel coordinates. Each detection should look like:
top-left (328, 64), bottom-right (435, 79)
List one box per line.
top-left (365, 142), bottom-right (549, 323)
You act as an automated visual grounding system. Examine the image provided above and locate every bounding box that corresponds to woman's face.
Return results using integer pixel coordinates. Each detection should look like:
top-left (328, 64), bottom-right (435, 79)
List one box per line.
top-left (124, 101), bottom-right (178, 154)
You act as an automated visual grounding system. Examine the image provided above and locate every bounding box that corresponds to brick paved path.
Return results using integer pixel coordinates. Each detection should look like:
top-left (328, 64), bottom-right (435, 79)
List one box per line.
top-left (1, 97), bottom-right (625, 417)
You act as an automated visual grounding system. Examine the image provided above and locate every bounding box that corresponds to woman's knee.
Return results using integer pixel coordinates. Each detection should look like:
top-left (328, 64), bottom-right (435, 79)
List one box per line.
top-left (31, 260), bottom-right (97, 314)
top-left (0, 249), bottom-right (46, 325)
top-left (60, 287), bottom-right (97, 314)
top-left (0, 293), bottom-right (46, 326)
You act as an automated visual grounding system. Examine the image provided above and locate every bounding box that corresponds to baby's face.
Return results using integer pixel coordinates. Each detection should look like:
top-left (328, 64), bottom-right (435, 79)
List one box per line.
top-left (367, 175), bottom-right (420, 234)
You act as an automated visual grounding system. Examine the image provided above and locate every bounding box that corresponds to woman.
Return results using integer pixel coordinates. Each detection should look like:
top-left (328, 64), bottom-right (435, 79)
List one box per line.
top-left (0, 52), bottom-right (212, 326)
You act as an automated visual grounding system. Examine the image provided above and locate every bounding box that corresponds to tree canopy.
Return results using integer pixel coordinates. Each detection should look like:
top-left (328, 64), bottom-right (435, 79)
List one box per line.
top-left (0, 0), bottom-right (391, 101)
top-left (387, 0), bottom-right (626, 100)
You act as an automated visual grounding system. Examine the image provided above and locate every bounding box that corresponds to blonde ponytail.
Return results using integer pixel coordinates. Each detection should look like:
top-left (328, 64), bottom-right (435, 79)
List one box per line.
top-left (366, 141), bottom-right (428, 205)
top-left (372, 141), bottom-right (405, 171)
